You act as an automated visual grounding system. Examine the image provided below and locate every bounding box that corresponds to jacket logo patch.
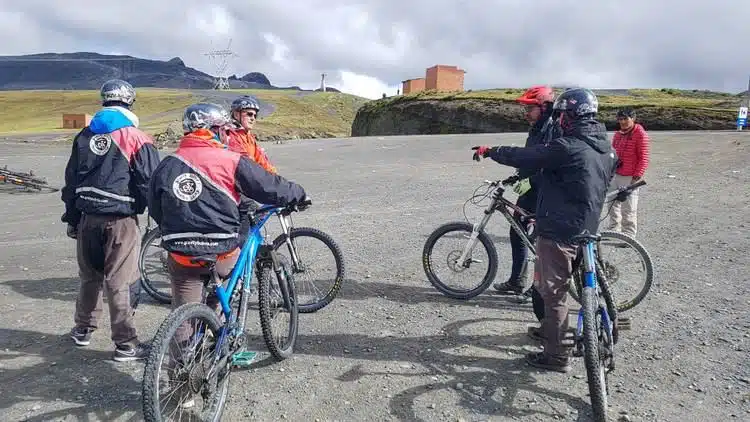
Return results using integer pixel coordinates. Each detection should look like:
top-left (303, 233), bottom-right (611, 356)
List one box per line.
top-left (89, 134), bottom-right (112, 156)
top-left (173, 173), bottom-right (203, 202)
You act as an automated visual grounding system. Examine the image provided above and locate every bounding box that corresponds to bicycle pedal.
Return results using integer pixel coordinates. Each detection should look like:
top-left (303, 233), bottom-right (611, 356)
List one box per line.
top-left (231, 351), bottom-right (258, 367)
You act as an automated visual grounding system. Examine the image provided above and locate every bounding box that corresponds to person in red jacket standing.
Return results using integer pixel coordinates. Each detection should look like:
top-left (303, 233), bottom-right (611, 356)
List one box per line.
top-left (608, 107), bottom-right (650, 238)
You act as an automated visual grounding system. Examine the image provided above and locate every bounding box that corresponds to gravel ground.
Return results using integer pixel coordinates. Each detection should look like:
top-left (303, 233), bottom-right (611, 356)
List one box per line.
top-left (0, 131), bottom-right (748, 422)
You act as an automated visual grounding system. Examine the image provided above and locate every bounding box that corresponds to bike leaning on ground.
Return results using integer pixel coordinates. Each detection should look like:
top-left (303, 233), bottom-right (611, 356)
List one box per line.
top-left (141, 199), bottom-right (310, 421)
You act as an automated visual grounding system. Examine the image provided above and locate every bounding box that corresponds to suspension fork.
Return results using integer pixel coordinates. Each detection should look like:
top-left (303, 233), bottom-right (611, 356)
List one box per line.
top-left (277, 213), bottom-right (302, 270)
top-left (455, 197), bottom-right (498, 265)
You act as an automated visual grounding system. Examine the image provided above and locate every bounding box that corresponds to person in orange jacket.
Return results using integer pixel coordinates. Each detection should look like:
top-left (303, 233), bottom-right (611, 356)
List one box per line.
top-left (227, 95), bottom-right (276, 174)
top-left (227, 95), bottom-right (277, 243)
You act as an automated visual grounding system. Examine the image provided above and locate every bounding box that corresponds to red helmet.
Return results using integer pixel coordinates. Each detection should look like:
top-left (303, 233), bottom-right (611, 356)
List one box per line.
top-left (516, 85), bottom-right (555, 106)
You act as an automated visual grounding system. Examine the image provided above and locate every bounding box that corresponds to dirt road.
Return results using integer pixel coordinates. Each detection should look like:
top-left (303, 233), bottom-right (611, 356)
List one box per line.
top-left (0, 131), bottom-right (748, 421)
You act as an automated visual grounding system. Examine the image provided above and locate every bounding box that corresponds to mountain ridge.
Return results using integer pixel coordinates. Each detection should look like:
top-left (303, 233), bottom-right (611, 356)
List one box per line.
top-left (0, 52), bottom-right (340, 92)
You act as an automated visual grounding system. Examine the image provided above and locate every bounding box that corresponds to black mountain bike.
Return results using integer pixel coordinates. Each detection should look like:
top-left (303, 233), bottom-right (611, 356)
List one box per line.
top-left (138, 209), bottom-right (345, 313)
top-left (422, 174), bottom-right (653, 313)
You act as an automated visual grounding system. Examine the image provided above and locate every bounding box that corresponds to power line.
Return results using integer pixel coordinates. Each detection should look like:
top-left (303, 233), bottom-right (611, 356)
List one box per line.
top-left (204, 39), bottom-right (238, 90)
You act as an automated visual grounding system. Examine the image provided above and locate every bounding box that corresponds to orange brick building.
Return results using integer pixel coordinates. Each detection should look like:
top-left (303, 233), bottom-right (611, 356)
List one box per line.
top-left (401, 64), bottom-right (466, 94)
top-left (402, 78), bottom-right (425, 94)
top-left (62, 113), bottom-right (92, 129)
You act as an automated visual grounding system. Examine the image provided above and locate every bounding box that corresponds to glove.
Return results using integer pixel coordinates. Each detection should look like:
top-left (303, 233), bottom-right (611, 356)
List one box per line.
top-left (471, 146), bottom-right (491, 161)
top-left (297, 196), bottom-right (312, 211)
top-left (513, 178), bottom-right (532, 196)
top-left (66, 223), bottom-right (78, 239)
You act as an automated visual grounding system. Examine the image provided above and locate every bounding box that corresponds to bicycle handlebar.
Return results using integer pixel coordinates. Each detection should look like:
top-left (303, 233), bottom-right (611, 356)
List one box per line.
top-left (253, 198), bottom-right (313, 216)
top-left (605, 179), bottom-right (646, 202)
top-left (482, 174), bottom-right (520, 188)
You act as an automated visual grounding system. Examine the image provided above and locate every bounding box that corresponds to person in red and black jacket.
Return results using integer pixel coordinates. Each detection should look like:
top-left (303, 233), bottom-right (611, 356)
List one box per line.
top-left (608, 107), bottom-right (650, 238)
top-left (61, 79), bottom-right (160, 362)
top-left (148, 103), bottom-right (307, 342)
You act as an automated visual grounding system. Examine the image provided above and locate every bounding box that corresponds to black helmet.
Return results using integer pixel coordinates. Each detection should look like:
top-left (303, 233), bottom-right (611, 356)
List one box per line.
top-left (230, 95), bottom-right (260, 113)
top-left (552, 87), bottom-right (598, 120)
top-left (182, 103), bottom-right (230, 133)
top-left (100, 79), bottom-right (136, 107)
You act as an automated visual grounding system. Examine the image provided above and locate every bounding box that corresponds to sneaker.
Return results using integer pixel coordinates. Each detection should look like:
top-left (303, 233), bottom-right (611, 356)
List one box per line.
top-left (70, 327), bottom-right (93, 346)
top-left (493, 281), bottom-right (524, 295)
top-left (113, 342), bottom-right (151, 362)
top-left (525, 351), bottom-right (571, 373)
top-left (527, 326), bottom-right (545, 342)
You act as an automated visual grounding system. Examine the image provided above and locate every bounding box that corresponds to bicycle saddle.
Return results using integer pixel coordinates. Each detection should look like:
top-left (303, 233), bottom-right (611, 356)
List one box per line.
top-left (190, 254), bottom-right (219, 266)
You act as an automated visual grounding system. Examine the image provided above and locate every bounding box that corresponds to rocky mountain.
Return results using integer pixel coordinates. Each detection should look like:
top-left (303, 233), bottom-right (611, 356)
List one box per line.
top-left (0, 52), bottom-right (329, 91)
top-left (352, 89), bottom-right (745, 136)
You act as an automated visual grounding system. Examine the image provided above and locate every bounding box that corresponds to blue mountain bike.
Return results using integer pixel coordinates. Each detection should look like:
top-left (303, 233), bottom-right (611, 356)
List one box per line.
top-left (141, 199), bottom-right (311, 421)
top-left (570, 229), bottom-right (620, 422)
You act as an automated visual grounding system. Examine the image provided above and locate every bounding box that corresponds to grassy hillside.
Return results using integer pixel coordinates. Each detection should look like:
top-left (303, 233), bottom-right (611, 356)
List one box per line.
top-left (352, 88), bottom-right (746, 136)
top-left (0, 88), bottom-right (370, 142)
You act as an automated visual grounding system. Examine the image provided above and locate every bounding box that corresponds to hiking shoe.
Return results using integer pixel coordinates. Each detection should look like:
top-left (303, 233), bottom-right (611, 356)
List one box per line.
top-left (493, 281), bottom-right (524, 295)
top-left (114, 342), bottom-right (151, 362)
top-left (512, 288), bottom-right (534, 303)
top-left (70, 327), bottom-right (93, 346)
top-left (527, 326), bottom-right (544, 342)
top-left (525, 351), bottom-right (571, 373)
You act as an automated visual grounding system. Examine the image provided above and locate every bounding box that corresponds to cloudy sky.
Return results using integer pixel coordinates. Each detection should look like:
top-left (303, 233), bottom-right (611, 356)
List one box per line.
top-left (0, 1), bottom-right (748, 99)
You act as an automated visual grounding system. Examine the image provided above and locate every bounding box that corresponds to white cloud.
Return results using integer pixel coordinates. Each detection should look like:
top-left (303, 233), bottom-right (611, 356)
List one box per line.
top-left (194, 5), bottom-right (233, 37)
top-left (336, 71), bottom-right (399, 99)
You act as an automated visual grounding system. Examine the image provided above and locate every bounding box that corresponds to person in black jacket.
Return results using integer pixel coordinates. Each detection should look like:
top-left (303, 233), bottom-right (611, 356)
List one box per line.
top-left (493, 86), bottom-right (555, 298)
top-left (61, 79), bottom-right (161, 362)
top-left (148, 103), bottom-right (307, 349)
top-left (472, 87), bottom-right (619, 373)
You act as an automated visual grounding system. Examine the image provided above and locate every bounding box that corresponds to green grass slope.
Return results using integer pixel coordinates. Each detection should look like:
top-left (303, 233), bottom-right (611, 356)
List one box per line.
top-left (351, 88), bottom-right (746, 136)
top-left (0, 88), bottom-right (370, 142)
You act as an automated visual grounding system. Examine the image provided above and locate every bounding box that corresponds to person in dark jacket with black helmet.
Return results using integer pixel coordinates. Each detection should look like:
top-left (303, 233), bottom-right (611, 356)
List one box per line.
top-left (493, 86), bottom-right (555, 296)
top-left (472, 87), bottom-right (619, 373)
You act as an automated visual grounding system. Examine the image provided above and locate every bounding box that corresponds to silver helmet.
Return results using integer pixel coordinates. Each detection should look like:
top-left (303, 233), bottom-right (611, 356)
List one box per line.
top-left (182, 103), bottom-right (231, 133)
top-left (100, 79), bottom-right (136, 106)
top-left (230, 95), bottom-right (261, 113)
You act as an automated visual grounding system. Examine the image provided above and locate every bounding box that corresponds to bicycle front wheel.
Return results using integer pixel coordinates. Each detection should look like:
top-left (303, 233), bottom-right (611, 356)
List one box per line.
top-left (274, 227), bottom-right (345, 313)
top-left (138, 226), bottom-right (173, 305)
top-left (581, 287), bottom-right (609, 421)
top-left (258, 260), bottom-right (299, 361)
top-left (569, 230), bottom-right (653, 312)
top-left (142, 302), bottom-right (231, 422)
top-left (422, 221), bottom-right (498, 300)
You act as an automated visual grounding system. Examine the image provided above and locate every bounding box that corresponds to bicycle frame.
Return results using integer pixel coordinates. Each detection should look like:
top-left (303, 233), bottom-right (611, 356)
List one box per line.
top-left (214, 205), bottom-right (282, 319)
top-left (575, 240), bottom-right (613, 342)
top-left (455, 181), bottom-right (536, 265)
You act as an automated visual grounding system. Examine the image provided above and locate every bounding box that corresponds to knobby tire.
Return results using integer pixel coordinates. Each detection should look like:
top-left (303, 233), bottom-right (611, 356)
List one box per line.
top-left (581, 287), bottom-right (609, 421)
top-left (275, 227), bottom-right (345, 313)
top-left (142, 303), bottom-right (230, 422)
top-left (422, 221), bottom-right (498, 300)
top-left (569, 230), bottom-right (654, 312)
top-left (258, 262), bottom-right (299, 361)
top-left (138, 226), bottom-right (173, 305)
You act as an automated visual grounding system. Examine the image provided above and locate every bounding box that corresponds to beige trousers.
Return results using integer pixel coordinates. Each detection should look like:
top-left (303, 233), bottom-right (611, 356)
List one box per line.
top-left (607, 174), bottom-right (640, 238)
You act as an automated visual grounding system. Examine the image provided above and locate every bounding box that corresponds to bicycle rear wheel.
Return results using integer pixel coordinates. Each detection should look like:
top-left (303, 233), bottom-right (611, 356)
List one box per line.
top-left (422, 221), bottom-right (498, 299)
top-left (142, 302), bottom-right (231, 422)
top-left (138, 226), bottom-right (173, 304)
top-left (258, 260), bottom-right (299, 361)
top-left (581, 287), bottom-right (609, 421)
top-left (569, 231), bottom-right (653, 312)
top-left (274, 227), bottom-right (345, 313)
